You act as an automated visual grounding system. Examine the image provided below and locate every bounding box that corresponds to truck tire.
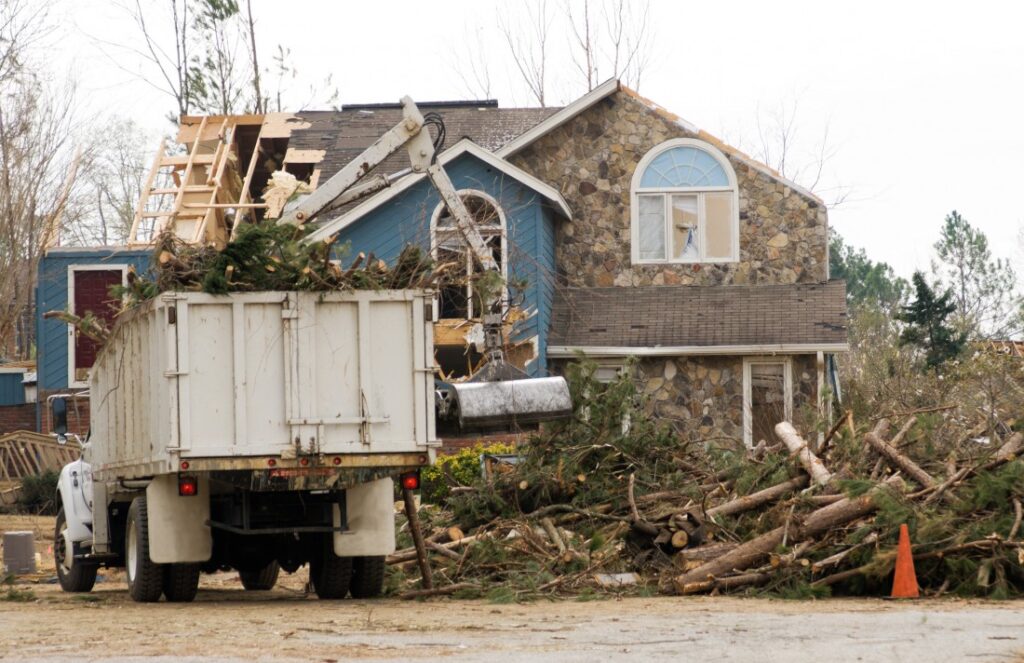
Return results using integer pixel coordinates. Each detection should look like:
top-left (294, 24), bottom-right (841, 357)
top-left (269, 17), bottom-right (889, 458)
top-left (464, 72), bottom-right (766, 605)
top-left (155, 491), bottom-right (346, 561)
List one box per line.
top-left (163, 564), bottom-right (201, 602)
top-left (240, 561), bottom-right (280, 591)
top-left (309, 541), bottom-right (352, 599)
top-left (126, 497), bottom-right (164, 603)
top-left (54, 507), bottom-right (98, 593)
top-left (349, 556), bottom-right (386, 599)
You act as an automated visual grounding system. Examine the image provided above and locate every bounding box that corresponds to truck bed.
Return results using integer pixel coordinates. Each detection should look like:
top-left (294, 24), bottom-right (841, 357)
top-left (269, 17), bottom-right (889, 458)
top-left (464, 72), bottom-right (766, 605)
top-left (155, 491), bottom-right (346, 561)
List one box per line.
top-left (88, 290), bottom-right (437, 480)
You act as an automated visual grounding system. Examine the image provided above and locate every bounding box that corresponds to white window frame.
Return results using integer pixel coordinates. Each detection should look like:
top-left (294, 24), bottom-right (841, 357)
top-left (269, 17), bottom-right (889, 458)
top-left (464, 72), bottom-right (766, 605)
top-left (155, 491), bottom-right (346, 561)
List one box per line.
top-left (67, 264), bottom-right (129, 388)
top-left (630, 138), bottom-right (740, 265)
top-left (742, 356), bottom-right (793, 448)
top-left (429, 189), bottom-right (508, 318)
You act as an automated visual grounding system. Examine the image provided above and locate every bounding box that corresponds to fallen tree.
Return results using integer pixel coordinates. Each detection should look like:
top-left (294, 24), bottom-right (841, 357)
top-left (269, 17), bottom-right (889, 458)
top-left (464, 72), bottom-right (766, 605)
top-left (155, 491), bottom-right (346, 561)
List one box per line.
top-left (388, 353), bottom-right (1024, 600)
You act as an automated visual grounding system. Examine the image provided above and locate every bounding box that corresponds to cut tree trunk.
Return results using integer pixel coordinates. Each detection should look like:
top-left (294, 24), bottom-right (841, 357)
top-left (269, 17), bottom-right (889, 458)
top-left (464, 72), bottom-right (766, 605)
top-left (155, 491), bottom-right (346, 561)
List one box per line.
top-left (705, 475), bottom-right (809, 519)
top-left (679, 572), bottom-right (770, 595)
top-left (776, 422), bottom-right (833, 486)
top-left (864, 431), bottom-right (935, 488)
top-left (675, 541), bottom-right (740, 564)
top-left (402, 486), bottom-right (433, 590)
top-left (673, 476), bottom-right (903, 593)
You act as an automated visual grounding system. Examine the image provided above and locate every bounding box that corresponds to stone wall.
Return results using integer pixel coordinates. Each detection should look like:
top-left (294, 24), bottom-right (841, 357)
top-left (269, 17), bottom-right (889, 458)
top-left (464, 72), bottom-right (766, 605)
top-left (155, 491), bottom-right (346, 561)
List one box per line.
top-left (509, 91), bottom-right (829, 288)
top-left (625, 354), bottom-right (820, 447)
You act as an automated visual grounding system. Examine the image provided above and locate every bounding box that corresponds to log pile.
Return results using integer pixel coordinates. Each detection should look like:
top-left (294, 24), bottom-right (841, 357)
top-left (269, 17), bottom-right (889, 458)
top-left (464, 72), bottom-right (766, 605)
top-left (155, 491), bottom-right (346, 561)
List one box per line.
top-left (388, 359), bottom-right (1024, 600)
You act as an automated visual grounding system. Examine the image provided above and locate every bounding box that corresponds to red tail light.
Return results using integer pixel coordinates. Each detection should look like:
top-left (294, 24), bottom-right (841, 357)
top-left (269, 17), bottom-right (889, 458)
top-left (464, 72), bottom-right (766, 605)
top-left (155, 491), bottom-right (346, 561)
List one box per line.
top-left (178, 476), bottom-right (198, 497)
top-left (400, 471), bottom-right (420, 491)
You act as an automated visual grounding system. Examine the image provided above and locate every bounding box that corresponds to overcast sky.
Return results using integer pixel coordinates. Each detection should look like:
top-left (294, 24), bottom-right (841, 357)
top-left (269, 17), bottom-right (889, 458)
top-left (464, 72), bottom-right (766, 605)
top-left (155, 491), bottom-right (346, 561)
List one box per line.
top-left (50, 0), bottom-right (1024, 282)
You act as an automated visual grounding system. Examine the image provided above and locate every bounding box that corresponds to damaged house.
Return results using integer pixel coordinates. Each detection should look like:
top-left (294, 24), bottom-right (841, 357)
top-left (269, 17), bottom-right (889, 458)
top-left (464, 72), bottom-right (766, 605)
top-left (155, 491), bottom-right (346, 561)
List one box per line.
top-left (32, 79), bottom-right (846, 446)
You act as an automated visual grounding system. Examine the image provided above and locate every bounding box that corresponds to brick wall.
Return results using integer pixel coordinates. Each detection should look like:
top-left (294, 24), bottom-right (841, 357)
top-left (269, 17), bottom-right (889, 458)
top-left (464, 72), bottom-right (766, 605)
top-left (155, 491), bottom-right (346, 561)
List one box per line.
top-left (0, 403), bottom-right (36, 434)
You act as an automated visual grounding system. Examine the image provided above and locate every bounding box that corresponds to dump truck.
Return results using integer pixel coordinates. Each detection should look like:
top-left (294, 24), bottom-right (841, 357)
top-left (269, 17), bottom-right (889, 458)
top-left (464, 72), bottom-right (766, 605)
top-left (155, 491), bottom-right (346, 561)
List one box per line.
top-left (51, 97), bottom-right (572, 602)
top-left (54, 289), bottom-right (437, 601)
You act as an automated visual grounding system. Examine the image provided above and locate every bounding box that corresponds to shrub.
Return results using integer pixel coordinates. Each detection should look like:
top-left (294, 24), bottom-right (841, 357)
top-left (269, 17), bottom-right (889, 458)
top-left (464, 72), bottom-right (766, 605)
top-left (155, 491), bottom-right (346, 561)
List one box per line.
top-left (421, 442), bottom-right (515, 504)
top-left (17, 470), bottom-right (60, 514)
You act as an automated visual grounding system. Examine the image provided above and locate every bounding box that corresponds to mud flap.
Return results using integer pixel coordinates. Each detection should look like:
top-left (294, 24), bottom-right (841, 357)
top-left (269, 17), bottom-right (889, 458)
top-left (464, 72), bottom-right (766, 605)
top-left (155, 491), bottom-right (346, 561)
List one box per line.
top-left (146, 475), bottom-right (212, 564)
top-left (333, 477), bottom-right (396, 557)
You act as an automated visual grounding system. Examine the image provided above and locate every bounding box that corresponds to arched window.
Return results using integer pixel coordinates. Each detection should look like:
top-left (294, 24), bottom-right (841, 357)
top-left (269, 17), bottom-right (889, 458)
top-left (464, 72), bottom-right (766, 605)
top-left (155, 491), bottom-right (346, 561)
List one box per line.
top-left (430, 190), bottom-right (507, 319)
top-left (631, 139), bottom-right (739, 264)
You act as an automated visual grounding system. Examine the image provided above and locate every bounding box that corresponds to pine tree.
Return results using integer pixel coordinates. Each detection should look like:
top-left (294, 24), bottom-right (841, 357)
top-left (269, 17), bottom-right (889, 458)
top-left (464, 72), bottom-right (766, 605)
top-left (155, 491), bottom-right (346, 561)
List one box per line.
top-left (897, 272), bottom-right (966, 368)
top-left (829, 231), bottom-right (908, 310)
top-left (933, 210), bottom-right (1021, 338)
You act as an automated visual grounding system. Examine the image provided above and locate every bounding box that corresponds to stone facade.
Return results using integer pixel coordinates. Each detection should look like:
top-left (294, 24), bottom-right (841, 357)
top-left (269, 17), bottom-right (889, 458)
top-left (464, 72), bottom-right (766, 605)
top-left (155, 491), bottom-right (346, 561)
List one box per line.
top-left (510, 91), bottom-right (829, 288)
top-left (631, 355), bottom-right (820, 446)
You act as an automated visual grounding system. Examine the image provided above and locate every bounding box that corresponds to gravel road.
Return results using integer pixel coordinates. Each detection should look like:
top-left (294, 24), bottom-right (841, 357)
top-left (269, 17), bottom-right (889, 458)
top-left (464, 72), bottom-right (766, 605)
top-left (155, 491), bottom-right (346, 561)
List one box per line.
top-left (2, 515), bottom-right (1023, 662)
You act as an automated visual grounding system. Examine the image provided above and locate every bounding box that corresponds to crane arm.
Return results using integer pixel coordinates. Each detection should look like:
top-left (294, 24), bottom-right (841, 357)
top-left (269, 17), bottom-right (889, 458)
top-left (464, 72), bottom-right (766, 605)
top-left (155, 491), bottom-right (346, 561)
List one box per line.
top-left (278, 97), bottom-right (496, 272)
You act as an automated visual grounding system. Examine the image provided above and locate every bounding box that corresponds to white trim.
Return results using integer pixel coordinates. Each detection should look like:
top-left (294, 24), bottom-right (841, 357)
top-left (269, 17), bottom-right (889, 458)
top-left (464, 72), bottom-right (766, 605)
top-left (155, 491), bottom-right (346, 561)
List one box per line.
top-left (0, 367), bottom-right (27, 374)
top-left (307, 139), bottom-right (572, 243)
top-left (743, 356), bottom-right (793, 448)
top-left (630, 138), bottom-right (740, 265)
top-left (67, 264), bottom-right (129, 388)
top-left (497, 78), bottom-right (620, 157)
top-left (547, 343), bottom-right (849, 358)
top-left (430, 188), bottom-right (508, 318)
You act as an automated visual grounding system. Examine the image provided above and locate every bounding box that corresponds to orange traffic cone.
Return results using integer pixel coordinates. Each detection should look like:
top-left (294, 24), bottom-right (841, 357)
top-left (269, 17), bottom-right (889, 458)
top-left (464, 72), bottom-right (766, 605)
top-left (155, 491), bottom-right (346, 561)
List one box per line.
top-left (891, 523), bottom-right (920, 598)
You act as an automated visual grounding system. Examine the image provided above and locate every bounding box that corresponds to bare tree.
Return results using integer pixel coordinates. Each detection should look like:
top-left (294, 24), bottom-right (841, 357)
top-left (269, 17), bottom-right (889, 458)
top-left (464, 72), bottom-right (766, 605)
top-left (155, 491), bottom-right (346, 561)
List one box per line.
top-left (0, 1), bottom-right (82, 358)
top-left (566, 1), bottom-right (597, 92)
top-left (751, 95), bottom-right (851, 208)
top-left (499, 0), bottom-right (552, 106)
top-left (449, 21), bottom-right (493, 100)
top-left (565, 0), bottom-right (654, 93)
top-left (243, 0), bottom-right (263, 113)
top-left (62, 119), bottom-right (153, 247)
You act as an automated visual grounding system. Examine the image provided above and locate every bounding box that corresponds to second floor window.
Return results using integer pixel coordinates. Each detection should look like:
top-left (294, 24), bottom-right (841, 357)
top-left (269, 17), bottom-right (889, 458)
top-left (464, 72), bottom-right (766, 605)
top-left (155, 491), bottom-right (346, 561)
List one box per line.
top-left (430, 190), bottom-right (506, 319)
top-left (631, 139), bottom-right (739, 264)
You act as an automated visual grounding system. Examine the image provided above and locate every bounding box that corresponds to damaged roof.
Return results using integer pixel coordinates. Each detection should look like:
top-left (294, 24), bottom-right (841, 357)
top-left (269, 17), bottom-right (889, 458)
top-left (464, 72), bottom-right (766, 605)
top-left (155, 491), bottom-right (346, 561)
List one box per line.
top-left (289, 104), bottom-right (559, 181)
top-left (548, 281), bottom-right (848, 354)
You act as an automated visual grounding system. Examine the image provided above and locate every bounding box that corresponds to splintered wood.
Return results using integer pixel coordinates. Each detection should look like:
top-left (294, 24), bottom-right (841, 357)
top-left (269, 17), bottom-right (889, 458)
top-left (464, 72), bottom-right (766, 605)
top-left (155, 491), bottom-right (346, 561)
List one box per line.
top-left (130, 112), bottom-right (323, 248)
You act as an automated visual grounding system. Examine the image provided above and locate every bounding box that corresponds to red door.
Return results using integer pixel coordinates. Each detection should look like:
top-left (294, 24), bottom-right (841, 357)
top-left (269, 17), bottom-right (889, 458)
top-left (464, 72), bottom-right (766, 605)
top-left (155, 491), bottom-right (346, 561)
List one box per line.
top-left (72, 269), bottom-right (123, 383)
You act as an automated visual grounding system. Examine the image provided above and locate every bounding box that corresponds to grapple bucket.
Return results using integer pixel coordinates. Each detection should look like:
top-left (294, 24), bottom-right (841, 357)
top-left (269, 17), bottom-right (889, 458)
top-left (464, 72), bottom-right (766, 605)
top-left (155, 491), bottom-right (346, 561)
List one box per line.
top-left (449, 376), bottom-right (573, 430)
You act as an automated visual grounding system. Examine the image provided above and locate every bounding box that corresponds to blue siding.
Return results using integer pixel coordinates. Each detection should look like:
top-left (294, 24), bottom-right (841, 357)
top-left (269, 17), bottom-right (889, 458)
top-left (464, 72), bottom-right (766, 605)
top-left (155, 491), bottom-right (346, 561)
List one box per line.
top-left (333, 153), bottom-right (562, 375)
top-left (36, 248), bottom-right (153, 390)
top-left (0, 373), bottom-right (25, 405)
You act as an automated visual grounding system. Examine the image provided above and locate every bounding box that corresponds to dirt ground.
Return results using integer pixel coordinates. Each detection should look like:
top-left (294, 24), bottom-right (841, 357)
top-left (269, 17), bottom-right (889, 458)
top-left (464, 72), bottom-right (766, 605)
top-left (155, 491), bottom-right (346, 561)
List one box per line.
top-left (3, 513), bottom-right (1024, 663)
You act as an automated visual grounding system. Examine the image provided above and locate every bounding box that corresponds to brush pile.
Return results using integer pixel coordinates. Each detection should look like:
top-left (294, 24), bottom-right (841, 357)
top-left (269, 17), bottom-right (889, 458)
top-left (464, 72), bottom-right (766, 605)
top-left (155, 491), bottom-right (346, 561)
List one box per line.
top-left (52, 223), bottom-right (453, 344)
top-left (389, 353), bottom-right (1024, 600)
top-left (141, 223), bottom-right (448, 298)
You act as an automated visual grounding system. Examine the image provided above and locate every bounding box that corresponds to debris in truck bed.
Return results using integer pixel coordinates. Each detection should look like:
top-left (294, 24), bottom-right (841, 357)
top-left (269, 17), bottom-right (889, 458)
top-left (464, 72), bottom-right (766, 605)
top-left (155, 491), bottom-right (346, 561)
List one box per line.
top-left (142, 223), bottom-right (449, 297)
top-left (389, 354), bottom-right (1024, 600)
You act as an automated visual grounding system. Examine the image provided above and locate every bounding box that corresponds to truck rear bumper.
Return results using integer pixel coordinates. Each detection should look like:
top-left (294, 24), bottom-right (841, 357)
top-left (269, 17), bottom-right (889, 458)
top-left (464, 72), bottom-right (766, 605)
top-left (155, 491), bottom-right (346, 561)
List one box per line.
top-left (92, 451), bottom-right (433, 482)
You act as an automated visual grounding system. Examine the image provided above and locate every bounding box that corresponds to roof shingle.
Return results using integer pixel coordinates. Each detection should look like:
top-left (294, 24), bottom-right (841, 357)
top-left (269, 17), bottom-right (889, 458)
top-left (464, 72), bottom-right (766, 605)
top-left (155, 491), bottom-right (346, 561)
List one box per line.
top-left (289, 105), bottom-right (559, 181)
top-left (548, 281), bottom-right (848, 349)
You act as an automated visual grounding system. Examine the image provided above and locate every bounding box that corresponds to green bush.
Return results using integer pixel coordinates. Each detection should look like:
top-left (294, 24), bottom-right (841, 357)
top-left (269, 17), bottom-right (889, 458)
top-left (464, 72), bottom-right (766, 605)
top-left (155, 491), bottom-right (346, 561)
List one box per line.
top-left (17, 470), bottom-right (60, 514)
top-left (421, 443), bottom-right (515, 504)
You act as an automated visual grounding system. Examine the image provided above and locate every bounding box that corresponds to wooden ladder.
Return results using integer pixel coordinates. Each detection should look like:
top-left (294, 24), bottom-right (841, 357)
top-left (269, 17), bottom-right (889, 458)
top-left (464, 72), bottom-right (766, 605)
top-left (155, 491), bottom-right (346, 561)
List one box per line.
top-left (128, 117), bottom-right (241, 246)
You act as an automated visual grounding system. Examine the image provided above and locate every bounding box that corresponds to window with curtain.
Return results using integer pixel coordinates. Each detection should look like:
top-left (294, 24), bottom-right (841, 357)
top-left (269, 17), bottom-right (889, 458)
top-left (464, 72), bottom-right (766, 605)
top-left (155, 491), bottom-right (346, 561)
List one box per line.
top-left (631, 140), bottom-right (739, 264)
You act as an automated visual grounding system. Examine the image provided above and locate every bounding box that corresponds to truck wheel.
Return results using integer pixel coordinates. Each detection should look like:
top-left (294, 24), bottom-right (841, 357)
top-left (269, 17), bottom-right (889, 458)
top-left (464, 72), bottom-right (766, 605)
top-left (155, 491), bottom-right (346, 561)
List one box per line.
top-left (54, 507), bottom-right (98, 593)
top-left (163, 564), bottom-right (201, 602)
top-left (349, 556), bottom-right (385, 599)
top-left (240, 561), bottom-right (280, 591)
top-left (309, 541), bottom-right (352, 599)
top-left (126, 497), bottom-right (164, 602)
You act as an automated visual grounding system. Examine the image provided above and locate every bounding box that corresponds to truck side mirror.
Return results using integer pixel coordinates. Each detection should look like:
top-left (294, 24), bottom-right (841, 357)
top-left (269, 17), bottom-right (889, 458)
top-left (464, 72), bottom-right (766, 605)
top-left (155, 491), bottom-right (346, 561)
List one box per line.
top-left (51, 397), bottom-right (68, 439)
